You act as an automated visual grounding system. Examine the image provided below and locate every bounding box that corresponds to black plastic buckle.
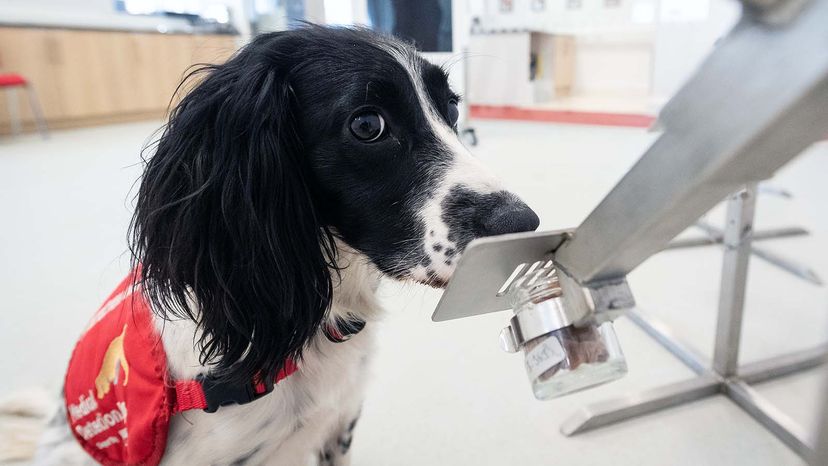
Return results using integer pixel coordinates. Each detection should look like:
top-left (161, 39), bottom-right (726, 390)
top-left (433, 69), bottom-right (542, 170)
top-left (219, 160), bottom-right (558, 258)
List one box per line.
top-left (196, 374), bottom-right (274, 413)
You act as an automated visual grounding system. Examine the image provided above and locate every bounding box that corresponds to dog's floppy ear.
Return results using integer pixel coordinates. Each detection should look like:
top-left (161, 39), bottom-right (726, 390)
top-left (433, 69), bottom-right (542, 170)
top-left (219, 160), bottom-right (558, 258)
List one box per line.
top-left (130, 32), bottom-right (337, 383)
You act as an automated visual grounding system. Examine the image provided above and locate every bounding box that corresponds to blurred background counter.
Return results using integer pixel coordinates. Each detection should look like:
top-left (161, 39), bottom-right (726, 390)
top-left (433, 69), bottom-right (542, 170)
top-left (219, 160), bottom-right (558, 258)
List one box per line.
top-left (0, 0), bottom-right (242, 135)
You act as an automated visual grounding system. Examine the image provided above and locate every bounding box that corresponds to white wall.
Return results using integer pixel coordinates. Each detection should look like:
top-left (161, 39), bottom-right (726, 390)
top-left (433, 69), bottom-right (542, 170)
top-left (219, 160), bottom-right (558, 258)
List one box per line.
top-left (474, 0), bottom-right (657, 35)
top-left (0, 0), bottom-right (251, 39)
top-left (305, 0), bottom-right (326, 24)
top-left (469, 0), bottom-right (657, 99)
top-left (466, 0), bottom-right (742, 106)
top-left (0, 0), bottom-right (187, 31)
top-left (467, 33), bottom-right (534, 106)
top-left (572, 33), bottom-right (652, 96)
top-left (1, 0), bottom-right (114, 15)
top-left (651, 0), bottom-right (741, 104)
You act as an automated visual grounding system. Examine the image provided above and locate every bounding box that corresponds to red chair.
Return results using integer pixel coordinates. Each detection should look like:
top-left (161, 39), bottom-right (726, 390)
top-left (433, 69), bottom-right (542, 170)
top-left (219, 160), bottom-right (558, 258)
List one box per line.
top-left (1, 73), bottom-right (49, 138)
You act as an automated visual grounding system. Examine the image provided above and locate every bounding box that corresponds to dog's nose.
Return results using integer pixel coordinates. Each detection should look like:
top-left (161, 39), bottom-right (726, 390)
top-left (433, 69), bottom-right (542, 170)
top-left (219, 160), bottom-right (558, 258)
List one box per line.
top-left (482, 199), bottom-right (540, 236)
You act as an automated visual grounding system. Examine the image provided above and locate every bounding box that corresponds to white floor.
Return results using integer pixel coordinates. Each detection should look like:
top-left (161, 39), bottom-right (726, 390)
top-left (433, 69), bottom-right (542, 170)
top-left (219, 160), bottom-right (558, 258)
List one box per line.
top-left (1, 119), bottom-right (826, 465)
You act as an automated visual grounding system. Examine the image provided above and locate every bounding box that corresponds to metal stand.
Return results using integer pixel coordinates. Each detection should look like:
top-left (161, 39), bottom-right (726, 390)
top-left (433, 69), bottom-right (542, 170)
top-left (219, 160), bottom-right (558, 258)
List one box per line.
top-left (434, 1), bottom-right (828, 460)
top-left (561, 186), bottom-right (827, 461)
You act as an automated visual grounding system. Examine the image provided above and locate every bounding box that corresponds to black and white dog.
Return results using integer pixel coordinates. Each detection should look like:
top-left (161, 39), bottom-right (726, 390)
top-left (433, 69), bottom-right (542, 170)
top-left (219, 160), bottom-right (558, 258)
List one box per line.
top-left (33, 26), bottom-right (538, 465)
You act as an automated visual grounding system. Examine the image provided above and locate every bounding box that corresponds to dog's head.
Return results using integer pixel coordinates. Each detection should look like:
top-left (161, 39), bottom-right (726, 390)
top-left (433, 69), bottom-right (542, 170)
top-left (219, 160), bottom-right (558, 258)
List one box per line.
top-left (131, 26), bottom-right (538, 381)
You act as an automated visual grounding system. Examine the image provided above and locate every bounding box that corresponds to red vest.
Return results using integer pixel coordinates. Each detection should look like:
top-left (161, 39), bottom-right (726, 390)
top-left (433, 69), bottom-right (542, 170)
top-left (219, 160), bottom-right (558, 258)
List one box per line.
top-left (63, 271), bottom-right (298, 465)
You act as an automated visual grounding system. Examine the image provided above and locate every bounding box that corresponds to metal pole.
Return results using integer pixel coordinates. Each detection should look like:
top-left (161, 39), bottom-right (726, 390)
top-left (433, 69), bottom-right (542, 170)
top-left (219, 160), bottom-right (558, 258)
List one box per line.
top-left (627, 308), bottom-right (709, 374)
top-left (560, 375), bottom-right (721, 436)
top-left (725, 380), bottom-right (814, 458)
top-left (6, 88), bottom-right (21, 136)
top-left (713, 185), bottom-right (757, 377)
top-left (812, 365), bottom-right (828, 465)
top-left (25, 85), bottom-right (49, 139)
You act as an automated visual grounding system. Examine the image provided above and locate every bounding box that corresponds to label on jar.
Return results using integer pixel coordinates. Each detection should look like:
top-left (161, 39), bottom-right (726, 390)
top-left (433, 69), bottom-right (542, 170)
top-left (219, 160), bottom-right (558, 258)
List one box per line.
top-left (525, 336), bottom-right (566, 380)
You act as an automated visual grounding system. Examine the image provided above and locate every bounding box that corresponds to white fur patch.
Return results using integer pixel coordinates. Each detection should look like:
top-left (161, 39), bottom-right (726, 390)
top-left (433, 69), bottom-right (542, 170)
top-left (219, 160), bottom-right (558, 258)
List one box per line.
top-left (380, 43), bottom-right (504, 284)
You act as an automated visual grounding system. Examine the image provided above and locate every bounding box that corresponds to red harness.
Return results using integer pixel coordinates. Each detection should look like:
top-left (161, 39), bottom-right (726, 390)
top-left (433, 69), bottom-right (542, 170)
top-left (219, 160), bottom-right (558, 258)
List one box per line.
top-left (63, 271), bottom-right (358, 466)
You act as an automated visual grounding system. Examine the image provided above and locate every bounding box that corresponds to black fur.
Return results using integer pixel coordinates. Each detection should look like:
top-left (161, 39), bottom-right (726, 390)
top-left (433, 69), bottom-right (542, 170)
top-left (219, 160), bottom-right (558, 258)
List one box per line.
top-left (130, 29), bottom-right (341, 383)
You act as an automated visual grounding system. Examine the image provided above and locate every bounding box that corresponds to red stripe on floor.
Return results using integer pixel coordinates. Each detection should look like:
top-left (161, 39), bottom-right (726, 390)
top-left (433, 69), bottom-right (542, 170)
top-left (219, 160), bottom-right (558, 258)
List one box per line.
top-left (469, 105), bottom-right (656, 128)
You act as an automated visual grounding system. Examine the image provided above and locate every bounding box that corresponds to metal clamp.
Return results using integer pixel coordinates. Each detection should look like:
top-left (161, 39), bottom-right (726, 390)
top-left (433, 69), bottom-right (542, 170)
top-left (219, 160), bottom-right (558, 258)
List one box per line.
top-left (555, 264), bottom-right (636, 326)
top-left (499, 263), bottom-right (636, 353)
top-left (500, 297), bottom-right (575, 353)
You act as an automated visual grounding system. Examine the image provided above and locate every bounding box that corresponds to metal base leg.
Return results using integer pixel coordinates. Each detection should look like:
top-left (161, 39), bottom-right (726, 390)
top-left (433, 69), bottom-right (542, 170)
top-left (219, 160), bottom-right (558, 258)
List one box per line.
top-left (560, 375), bottom-right (721, 436)
top-left (6, 87), bottom-right (21, 136)
top-left (696, 221), bottom-right (823, 286)
top-left (665, 226), bottom-right (809, 250)
top-left (562, 308), bottom-right (827, 458)
top-left (627, 308), bottom-right (708, 374)
top-left (24, 84), bottom-right (49, 139)
top-left (739, 345), bottom-right (828, 385)
top-left (725, 380), bottom-right (814, 460)
top-left (562, 321), bottom-right (826, 455)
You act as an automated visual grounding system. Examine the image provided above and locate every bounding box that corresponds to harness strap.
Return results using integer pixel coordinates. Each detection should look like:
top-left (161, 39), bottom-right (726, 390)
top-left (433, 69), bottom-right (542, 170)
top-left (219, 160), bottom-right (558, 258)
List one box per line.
top-left (173, 359), bottom-right (299, 413)
top-left (171, 317), bottom-right (365, 413)
top-left (172, 380), bottom-right (207, 412)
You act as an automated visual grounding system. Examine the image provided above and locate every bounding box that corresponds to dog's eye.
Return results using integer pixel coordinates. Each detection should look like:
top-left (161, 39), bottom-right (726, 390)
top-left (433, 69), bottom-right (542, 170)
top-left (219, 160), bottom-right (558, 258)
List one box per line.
top-left (447, 99), bottom-right (459, 126)
top-left (350, 111), bottom-right (386, 142)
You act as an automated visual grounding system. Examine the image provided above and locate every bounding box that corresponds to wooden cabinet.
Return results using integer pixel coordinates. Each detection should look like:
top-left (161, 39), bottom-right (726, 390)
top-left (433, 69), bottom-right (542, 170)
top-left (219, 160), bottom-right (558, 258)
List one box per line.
top-left (552, 35), bottom-right (575, 97)
top-left (0, 27), bottom-right (237, 134)
top-left (0, 28), bottom-right (63, 122)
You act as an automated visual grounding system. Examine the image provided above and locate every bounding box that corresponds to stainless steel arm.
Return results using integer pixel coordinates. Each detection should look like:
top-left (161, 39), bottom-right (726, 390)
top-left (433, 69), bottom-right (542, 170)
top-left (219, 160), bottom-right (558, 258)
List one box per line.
top-left (554, 0), bottom-right (828, 285)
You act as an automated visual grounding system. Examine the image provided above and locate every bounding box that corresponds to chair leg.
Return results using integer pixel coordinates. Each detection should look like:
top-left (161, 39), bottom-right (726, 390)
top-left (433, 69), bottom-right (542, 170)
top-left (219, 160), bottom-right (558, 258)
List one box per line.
top-left (25, 84), bottom-right (49, 139)
top-left (6, 87), bottom-right (22, 136)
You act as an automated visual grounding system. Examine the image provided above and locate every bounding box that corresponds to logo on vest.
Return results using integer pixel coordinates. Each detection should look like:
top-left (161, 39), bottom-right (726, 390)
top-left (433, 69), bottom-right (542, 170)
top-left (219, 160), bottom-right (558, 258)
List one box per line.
top-left (68, 324), bottom-right (133, 451)
top-left (95, 324), bottom-right (130, 399)
top-left (68, 390), bottom-right (98, 422)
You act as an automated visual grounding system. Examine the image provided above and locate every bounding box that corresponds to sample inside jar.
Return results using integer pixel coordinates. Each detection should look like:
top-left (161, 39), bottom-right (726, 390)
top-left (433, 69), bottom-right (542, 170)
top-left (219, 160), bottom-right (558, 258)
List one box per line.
top-left (511, 266), bottom-right (627, 399)
top-left (524, 325), bottom-right (609, 381)
top-left (522, 322), bottom-right (626, 399)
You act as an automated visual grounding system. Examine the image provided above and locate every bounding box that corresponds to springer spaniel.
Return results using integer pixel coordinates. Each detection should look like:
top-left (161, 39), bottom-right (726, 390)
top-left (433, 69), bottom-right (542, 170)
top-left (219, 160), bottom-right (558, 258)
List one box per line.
top-left (32, 25), bottom-right (538, 466)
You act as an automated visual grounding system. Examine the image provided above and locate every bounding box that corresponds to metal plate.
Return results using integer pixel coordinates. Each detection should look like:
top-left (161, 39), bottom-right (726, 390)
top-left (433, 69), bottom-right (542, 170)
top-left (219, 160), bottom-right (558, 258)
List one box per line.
top-left (431, 229), bottom-right (571, 322)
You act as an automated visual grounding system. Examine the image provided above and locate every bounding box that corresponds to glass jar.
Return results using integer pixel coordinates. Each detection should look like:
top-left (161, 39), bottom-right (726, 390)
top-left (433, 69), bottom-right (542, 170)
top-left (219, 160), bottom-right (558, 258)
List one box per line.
top-left (511, 271), bottom-right (627, 400)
